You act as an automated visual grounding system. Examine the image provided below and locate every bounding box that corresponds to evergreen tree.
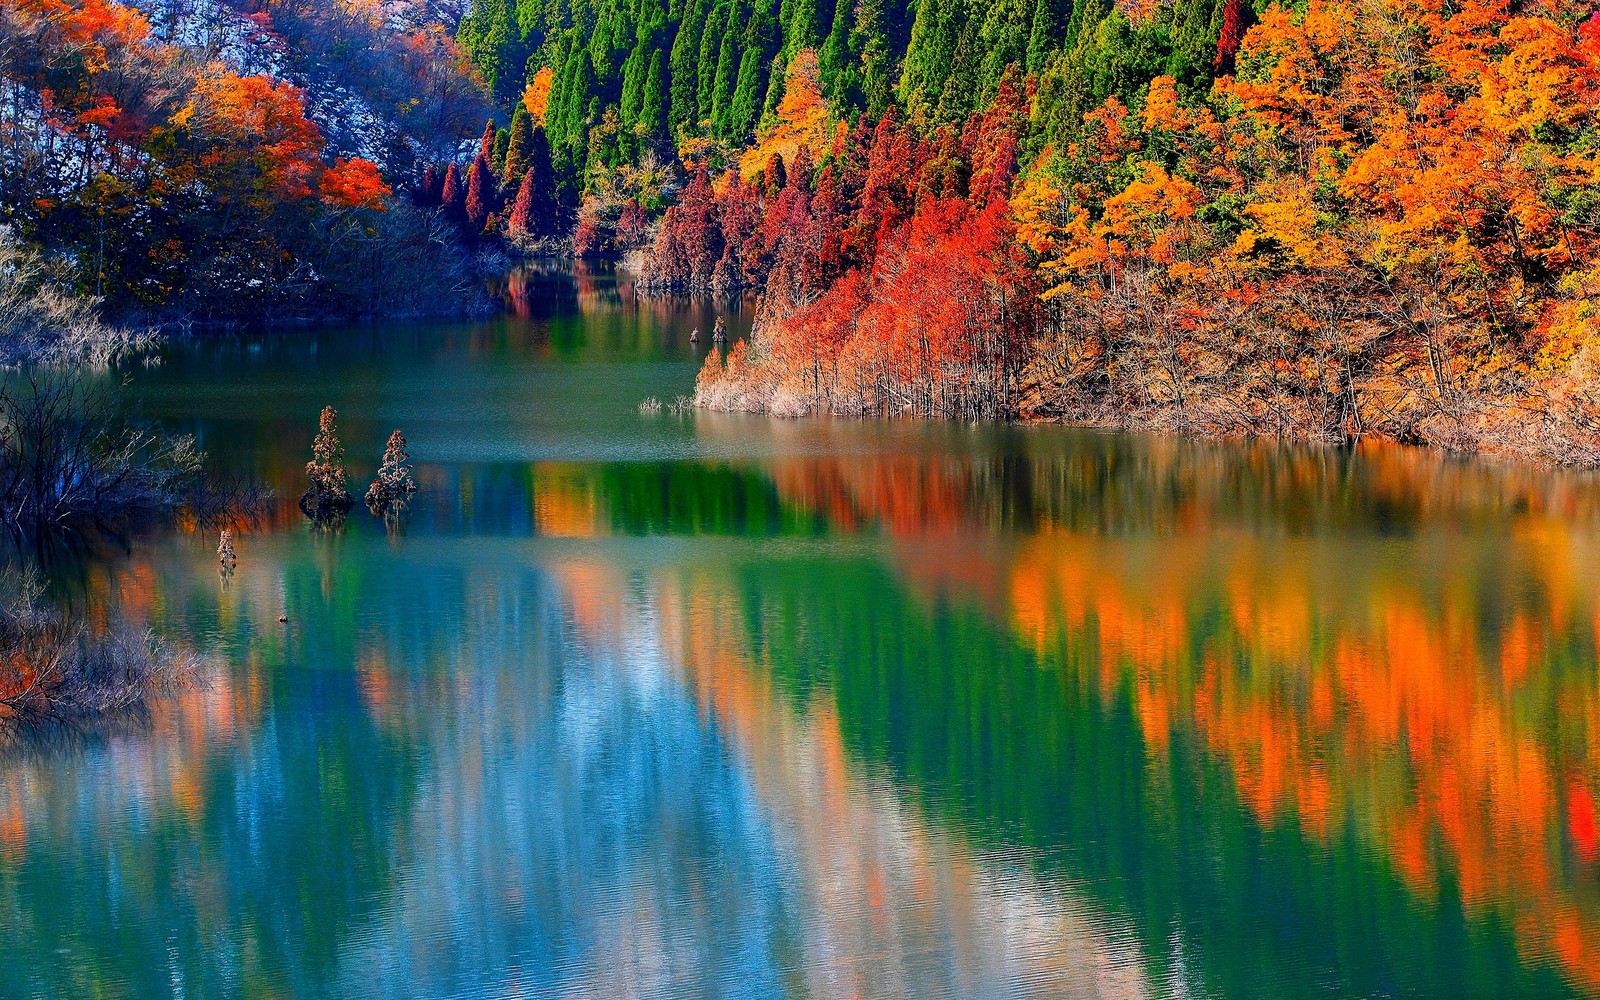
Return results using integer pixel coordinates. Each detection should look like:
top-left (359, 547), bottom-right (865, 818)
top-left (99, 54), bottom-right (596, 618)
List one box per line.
top-left (491, 126), bottom-right (512, 174)
top-left (898, 0), bottom-right (959, 117)
top-left (729, 45), bottom-right (766, 139)
top-left (1025, 0), bottom-right (1066, 72)
top-left (710, 10), bottom-right (742, 131)
top-left (669, 0), bottom-right (707, 133)
top-left (696, 4), bottom-right (727, 122)
top-left (977, 0), bottom-right (1030, 100)
top-left (819, 0), bottom-right (854, 103)
top-left (852, 0), bottom-right (894, 116)
top-left (508, 166), bottom-right (553, 236)
top-left (503, 103), bottom-right (534, 184)
top-left (640, 48), bottom-right (668, 146)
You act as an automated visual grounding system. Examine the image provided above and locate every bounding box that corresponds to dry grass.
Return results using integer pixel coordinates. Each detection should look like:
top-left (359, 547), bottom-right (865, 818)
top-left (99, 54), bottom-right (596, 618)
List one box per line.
top-left (0, 230), bottom-right (153, 368)
top-left (0, 568), bottom-right (203, 725)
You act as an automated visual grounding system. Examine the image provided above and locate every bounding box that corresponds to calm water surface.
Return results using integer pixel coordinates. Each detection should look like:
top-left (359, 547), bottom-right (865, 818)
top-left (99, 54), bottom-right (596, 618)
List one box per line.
top-left (4, 266), bottom-right (1600, 998)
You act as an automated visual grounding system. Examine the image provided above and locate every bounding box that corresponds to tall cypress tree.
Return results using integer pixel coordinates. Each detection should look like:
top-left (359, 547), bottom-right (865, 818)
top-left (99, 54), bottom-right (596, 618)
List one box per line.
top-left (898, 0), bottom-right (959, 116)
top-left (852, 0), bottom-right (893, 116)
top-left (669, 0), bottom-right (707, 132)
top-left (728, 46), bottom-right (765, 139)
top-left (977, 0), bottom-right (1030, 99)
top-left (640, 48), bottom-right (669, 146)
top-left (1025, 0), bottom-right (1066, 73)
top-left (818, 0), bottom-right (854, 103)
top-left (709, 8), bottom-right (742, 130)
top-left (697, 4), bottom-right (728, 123)
top-left (502, 103), bottom-right (534, 185)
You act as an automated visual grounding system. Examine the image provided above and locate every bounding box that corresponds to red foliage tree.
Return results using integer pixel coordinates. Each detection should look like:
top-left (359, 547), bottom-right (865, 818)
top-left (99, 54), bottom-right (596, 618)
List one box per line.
top-left (320, 157), bottom-right (389, 211)
top-left (464, 153), bottom-right (494, 232)
top-left (1213, 0), bottom-right (1255, 75)
top-left (440, 162), bottom-right (465, 219)
top-left (507, 163), bottom-right (557, 239)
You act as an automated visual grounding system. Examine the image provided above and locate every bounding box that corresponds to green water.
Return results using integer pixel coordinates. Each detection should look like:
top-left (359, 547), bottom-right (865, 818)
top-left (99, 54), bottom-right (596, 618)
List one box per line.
top-left (4, 265), bottom-right (1600, 998)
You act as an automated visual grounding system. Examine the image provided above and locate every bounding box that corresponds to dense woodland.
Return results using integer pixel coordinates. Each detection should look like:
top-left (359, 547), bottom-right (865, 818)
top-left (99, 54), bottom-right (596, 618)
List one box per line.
top-left (450, 0), bottom-right (1600, 460)
top-left (0, 0), bottom-right (490, 320)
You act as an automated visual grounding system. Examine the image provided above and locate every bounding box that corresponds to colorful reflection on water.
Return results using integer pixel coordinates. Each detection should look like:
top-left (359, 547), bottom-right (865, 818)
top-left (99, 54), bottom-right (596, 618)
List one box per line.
top-left (2, 265), bottom-right (1599, 997)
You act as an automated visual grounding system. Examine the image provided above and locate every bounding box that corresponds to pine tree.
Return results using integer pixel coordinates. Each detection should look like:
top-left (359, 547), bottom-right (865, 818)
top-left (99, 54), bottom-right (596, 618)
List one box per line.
top-left (478, 119), bottom-right (496, 161)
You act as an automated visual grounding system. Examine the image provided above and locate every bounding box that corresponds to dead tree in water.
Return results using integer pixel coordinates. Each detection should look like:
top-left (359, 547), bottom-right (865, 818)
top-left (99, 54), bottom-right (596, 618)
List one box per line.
top-left (364, 429), bottom-right (416, 520)
top-left (299, 405), bottom-right (354, 522)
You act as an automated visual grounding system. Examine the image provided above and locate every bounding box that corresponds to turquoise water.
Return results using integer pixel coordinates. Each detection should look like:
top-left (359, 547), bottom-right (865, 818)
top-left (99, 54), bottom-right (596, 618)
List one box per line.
top-left (3, 265), bottom-right (1600, 998)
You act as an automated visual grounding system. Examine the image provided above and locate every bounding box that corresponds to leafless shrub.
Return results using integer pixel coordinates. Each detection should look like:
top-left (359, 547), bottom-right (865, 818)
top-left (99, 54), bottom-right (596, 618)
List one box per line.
top-left (0, 230), bottom-right (155, 368)
top-left (638, 396), bottom-right (663, 414)
top-left (0, 567), bottom-right (204, 724)
top-left (0, 369), bottom-right (201, 541)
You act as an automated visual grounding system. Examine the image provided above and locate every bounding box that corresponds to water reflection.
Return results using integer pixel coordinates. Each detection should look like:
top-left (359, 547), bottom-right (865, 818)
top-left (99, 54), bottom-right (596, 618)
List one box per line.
top-left (2, 285), bottom-right (1599, 997)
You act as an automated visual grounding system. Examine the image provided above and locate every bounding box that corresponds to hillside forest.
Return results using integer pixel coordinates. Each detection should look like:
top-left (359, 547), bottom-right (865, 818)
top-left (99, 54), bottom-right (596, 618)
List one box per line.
top-left (4, 0), bottom-right (1600, 460)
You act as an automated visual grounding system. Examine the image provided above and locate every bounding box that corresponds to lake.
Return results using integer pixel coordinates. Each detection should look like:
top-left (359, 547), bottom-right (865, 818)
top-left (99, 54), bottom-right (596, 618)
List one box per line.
top-left (4, 264), bottom-right (1600, 998)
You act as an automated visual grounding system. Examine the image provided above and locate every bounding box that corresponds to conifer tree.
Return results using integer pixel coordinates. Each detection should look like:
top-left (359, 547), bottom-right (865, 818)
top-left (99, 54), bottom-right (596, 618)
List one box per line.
top-left (640, 48), bottom-right (668, 146)
top-left (465, 153), bottom-right (495, 231)
top-left (669, 0), bottom-right (707, 133)
top-left (697, 4), bottom-right (727, 120)
top-left (503, 103), bottom-right (534, 185)
top-left (508, 142), bottom-right (559, 237)
top-left (441, 162), bottom-right (466, 219)
top-left (418, 164), bottom-right (442, 206)
top-left (1026, 0), bottom-right (1066, 72)
top-left (710, 15), bottom-right (742, 130)
top-left (491, 127), bottom-right (511, 174)
top-left (729, 46), bottom-right (766, 139)
top-left (852, 0), bottom-right (894, 116)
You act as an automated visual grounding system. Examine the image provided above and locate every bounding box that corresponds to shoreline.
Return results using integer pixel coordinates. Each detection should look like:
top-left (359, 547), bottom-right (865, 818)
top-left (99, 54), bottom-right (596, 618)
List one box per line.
top-left (691, 390), bottom-right (1600, 473)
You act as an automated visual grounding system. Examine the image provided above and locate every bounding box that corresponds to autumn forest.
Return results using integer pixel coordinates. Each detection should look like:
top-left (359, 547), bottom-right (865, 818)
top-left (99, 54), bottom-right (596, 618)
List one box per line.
top-left (10, 0), bottom-right (1600, 990)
